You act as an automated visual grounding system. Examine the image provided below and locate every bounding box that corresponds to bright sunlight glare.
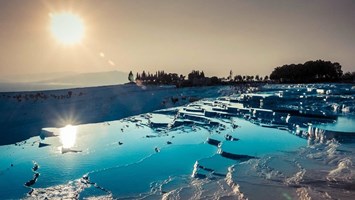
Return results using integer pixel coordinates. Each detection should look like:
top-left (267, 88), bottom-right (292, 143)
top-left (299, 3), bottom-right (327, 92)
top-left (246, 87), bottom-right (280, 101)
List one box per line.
top-left (60, 124), bottom-right (77, 149)
top-left (50, 12), bottom-right (85, 45)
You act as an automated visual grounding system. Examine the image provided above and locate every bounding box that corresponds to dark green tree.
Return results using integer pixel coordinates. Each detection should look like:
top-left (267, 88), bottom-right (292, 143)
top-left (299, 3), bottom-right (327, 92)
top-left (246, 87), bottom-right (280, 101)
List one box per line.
top-left (128, 71), bottom-right (134, 82)
top-left (270, 60), bottom-right (343, 83)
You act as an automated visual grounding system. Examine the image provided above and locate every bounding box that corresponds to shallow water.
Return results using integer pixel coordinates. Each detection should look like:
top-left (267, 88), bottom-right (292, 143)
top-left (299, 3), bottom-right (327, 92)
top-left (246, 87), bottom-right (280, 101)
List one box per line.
top-left (0, 83), bottom-right (354, 199)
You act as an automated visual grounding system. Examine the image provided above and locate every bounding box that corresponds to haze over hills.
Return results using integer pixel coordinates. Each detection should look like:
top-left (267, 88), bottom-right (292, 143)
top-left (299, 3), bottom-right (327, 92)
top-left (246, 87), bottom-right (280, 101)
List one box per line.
top-left (0, 71), bottom-right (128, 92)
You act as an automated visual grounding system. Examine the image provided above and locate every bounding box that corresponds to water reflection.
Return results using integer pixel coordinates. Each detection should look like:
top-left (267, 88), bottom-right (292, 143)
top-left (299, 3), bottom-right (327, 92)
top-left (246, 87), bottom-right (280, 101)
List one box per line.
top-left (60, 125), bottom-right (77, 149)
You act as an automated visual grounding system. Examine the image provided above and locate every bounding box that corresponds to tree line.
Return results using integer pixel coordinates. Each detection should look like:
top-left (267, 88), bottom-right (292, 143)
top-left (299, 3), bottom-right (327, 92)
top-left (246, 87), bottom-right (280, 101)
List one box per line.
top-left (127, 60), bottom-right (354, 87)
top-left (128, 70), bottom-right (270, 87)
top-left (270, 60), bottom-right (354, 83)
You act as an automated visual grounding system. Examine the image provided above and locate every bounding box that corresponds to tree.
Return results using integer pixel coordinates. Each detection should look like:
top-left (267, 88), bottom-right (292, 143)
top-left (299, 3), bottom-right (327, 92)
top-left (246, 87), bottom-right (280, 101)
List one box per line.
top-left (201, 71), bottom-right (205, 78)
top-left (211, 76), bottom-right (220, 84)
top-left (264, 75), bottom-right (269, 81)
top-left (128, 71), bottom-right (134, 82)
top-left (255, 75), bottom-right (259, 81)
top-left (142, 71), bottom-right (147, 80)
top-left (179, 75), bottom-right (185, 81)
top-left (234, 75), bottom-right (242, 82)
top-left (270, 60), bottom-right (343, 83)
top-left (342, 72), bottom-right (355, 82)
top-left (188, 70), bottom-right (205, 81)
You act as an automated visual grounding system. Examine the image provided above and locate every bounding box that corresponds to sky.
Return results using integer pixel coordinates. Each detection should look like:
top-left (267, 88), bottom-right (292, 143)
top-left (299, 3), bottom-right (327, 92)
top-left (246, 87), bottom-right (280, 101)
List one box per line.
top-left (0, 0), bottom-right (354, 78)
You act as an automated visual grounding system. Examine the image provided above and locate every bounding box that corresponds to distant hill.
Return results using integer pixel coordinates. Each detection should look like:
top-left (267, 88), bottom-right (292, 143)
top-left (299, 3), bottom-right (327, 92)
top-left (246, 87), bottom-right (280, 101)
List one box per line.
top-left (0, 71), bottom-right (76, 83)
top-left (0, 71), bottom-right (128, 92)
top-left (38, 71), bottom-right (128, 86)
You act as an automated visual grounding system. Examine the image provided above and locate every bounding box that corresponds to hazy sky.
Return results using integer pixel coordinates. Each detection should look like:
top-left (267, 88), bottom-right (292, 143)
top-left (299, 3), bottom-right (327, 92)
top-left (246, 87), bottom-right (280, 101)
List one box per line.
top-left (0, 0), bottom-right (354, 78)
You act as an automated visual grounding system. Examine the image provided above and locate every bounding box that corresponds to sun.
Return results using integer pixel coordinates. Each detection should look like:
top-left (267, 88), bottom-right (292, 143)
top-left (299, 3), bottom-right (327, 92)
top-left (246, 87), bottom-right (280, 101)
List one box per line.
top-left (59, 124), bottom-right (77, 149)
top-left (50, 12), bottom-right (85, 45)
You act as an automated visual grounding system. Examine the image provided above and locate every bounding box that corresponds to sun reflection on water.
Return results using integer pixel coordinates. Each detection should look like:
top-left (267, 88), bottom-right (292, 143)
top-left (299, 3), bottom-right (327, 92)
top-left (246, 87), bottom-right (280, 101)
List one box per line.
top-left (60, 125), bottom-right (77, 149)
